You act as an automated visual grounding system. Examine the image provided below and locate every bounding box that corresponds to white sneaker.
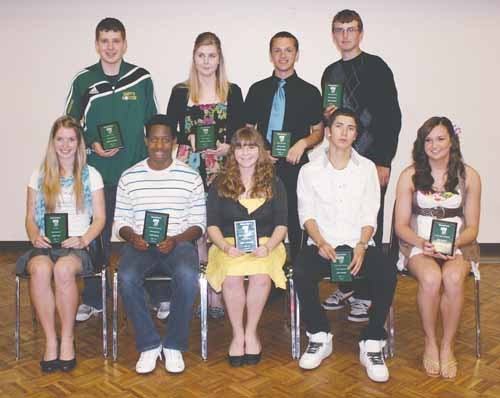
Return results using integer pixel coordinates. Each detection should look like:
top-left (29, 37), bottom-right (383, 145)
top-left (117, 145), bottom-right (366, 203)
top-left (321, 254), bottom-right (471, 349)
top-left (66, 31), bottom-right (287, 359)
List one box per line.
top-left (135, 345), bottom-right (162, 374)
top-left (156, 301), bottom-right (171, 320)
top-left (76, 304), bottom-right (102, 322)
top-left (163, 348), bottom-right (185, 373)
top-left (347, 297), bottom-right (371, 322)
top-left (359, 340), bottom-right (389, 382)
top-left (322, 289), bottom-right (354, 310)
top-left (299, 331), bottom-right (333, 370)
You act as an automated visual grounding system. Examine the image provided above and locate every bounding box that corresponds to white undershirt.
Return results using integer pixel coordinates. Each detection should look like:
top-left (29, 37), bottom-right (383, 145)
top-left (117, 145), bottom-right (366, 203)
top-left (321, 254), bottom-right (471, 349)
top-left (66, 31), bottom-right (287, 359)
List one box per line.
top-left (29, 166), bottom-right (103, 237)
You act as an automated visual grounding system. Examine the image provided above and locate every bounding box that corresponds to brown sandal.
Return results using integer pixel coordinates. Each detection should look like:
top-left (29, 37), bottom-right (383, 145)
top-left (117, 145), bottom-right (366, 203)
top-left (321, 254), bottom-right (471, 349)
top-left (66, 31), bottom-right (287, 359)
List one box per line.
top-left (423, 356), bottom-right (440, 377)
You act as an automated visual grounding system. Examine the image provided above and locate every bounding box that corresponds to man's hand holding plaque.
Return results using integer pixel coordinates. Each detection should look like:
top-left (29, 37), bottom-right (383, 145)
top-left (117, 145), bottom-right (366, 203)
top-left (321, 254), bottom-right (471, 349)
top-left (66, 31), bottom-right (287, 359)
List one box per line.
top-left (271, 131), bottom-right (292, 158)
top-left (323, 83), bottom-right (343, 108)
top-left (143, 211), bottom-right (169, 247)
top-left (330, 247), bottom-right (353, 282)
top-left (97, 122), bottom-right (124, 151)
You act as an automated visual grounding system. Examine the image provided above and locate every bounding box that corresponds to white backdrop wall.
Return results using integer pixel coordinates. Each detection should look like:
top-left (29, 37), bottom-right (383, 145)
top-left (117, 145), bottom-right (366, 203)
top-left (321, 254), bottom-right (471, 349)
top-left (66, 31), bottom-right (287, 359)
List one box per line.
top-left (1, 0), bottom-right (499, 241)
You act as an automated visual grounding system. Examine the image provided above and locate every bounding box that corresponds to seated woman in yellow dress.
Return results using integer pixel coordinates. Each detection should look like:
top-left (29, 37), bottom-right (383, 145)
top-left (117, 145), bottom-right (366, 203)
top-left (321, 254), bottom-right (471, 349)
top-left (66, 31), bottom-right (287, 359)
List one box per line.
top-left (394, 116), bottom-right (481, 379)
top-left (206, 126), bottom-right (288, 367)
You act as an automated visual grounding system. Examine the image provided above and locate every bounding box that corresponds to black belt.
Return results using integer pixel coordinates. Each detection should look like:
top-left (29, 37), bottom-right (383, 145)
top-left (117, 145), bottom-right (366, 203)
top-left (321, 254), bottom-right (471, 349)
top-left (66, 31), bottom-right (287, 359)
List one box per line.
top-left (412, 205), bottom-right (463, 219)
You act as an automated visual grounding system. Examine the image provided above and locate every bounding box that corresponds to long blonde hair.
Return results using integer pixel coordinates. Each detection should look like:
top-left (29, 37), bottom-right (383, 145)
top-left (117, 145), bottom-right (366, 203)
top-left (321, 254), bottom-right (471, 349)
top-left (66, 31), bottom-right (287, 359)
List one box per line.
top-left (41, 115), bottom-right (87, 212)
top-left (186, 32), bottom-right (230, 104)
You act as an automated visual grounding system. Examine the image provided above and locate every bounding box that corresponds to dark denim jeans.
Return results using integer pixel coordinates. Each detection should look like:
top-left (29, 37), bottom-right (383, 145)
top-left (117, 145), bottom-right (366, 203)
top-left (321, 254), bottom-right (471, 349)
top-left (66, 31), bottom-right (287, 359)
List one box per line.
top-left (82, 185), bottom-right (168, 309)
top-left (118, 242), bottom-right (199, 352)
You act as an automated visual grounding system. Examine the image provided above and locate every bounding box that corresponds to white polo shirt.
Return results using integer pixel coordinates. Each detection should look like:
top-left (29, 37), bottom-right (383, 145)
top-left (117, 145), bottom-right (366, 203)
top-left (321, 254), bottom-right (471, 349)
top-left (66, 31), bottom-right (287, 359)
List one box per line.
top-left (297, 148), bottom-right (380, 248)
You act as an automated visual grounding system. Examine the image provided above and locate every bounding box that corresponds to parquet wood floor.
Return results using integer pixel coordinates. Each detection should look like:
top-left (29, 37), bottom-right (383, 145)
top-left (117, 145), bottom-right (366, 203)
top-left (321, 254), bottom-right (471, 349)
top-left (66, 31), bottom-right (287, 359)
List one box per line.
top-left (1, 248), bottom-right (499, 397)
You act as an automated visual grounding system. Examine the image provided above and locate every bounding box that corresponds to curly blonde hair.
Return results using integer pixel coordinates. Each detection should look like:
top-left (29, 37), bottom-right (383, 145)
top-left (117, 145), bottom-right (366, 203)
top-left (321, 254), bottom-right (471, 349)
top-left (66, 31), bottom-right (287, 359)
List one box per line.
top-left (218, 127), bottom-right (274, 201)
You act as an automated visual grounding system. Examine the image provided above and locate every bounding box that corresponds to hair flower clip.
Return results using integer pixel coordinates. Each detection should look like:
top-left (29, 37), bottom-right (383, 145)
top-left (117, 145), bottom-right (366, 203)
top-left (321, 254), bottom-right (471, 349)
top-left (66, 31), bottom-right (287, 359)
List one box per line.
top-left (452, 123), bottom-right (462, 136)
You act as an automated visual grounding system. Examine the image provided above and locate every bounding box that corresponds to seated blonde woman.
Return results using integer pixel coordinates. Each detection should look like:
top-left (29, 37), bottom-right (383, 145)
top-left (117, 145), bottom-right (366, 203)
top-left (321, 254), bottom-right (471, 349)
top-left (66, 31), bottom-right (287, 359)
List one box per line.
top-left (16, 115), bottom-right (105, 372)
top-left (205, 127), bottom-right (287, 367)
top-left (395, 116), bottom-right (481, 378)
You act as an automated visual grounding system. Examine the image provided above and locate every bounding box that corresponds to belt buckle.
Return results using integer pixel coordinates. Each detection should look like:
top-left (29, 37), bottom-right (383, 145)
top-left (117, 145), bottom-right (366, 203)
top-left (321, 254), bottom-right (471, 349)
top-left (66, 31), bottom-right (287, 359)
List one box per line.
top-left (431, 206), bottom-right (446, 219)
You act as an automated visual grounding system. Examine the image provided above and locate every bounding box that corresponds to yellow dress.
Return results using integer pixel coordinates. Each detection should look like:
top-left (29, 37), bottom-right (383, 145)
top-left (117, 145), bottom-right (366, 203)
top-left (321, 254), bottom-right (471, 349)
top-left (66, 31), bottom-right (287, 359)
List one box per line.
top-left (205, 198), bottom-right (287, 292)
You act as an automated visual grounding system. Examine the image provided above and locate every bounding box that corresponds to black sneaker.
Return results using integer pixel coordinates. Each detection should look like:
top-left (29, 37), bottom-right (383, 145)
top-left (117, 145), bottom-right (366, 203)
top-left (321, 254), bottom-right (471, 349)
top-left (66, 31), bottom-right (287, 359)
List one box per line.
top-left (347, 297), bottom-right (371, 322)
top-left (322, 289), bottom-right (353, 310)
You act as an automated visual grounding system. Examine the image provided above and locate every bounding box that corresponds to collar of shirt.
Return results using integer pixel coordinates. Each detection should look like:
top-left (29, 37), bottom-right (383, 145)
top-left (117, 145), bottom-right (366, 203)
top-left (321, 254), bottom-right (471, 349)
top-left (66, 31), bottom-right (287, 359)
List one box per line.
top-left (144, 158), bottom-right (178, 174)
top-left (318, 147), bottom-right (362, 169)
top-left (271, 71), bottom-right (299, 87)
top-left (98, 59), bottom-right (127, 81)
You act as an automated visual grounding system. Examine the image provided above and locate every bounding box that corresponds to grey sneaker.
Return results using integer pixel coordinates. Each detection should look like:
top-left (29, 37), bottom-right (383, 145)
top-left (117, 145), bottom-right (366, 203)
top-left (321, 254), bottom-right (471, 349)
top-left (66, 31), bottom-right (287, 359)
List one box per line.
top-left (322, 289), bottom-right (354, 310)
top-left (156, 301), bottom-right (170, 320)
top-left (347, 297), bottom-right (371, 322)
top-left (76, 304), bottom-right (102, 322)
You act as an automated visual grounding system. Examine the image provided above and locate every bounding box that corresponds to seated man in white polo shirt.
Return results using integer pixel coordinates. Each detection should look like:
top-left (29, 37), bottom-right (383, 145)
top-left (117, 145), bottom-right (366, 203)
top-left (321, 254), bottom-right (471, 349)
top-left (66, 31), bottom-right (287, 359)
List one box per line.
top-left (293, 108), bottom-right (397, 382)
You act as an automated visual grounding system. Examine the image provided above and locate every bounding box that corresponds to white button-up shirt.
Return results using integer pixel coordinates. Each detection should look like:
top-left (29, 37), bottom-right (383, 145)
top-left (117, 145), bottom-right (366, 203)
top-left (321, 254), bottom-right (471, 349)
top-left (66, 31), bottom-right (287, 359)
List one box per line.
top-left (297, 148), bottom-right (380, 248)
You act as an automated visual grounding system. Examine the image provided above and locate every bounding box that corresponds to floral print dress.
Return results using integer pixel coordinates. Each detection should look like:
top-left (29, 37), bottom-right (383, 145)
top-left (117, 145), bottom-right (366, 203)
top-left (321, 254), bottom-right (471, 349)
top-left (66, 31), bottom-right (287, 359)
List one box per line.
top-left (176, 103), bottom-right (228, 190)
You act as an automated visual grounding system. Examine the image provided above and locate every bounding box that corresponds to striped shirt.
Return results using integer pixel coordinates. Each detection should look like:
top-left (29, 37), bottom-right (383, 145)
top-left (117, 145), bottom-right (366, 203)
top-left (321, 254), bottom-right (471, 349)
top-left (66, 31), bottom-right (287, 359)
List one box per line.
top-left (113, 159), bottom-right (206, 240)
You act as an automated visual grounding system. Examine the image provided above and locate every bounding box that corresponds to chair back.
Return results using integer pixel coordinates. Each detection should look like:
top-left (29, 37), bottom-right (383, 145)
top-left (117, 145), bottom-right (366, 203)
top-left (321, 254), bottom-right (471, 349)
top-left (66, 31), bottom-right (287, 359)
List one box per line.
top-left (88, 235), bottom-right (106, 273)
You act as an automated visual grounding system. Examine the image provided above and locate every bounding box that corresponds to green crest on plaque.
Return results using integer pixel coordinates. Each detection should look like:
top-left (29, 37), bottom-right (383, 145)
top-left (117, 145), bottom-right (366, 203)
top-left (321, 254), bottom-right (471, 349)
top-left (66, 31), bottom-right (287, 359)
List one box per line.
top-left (430, 219), bottom-right (457, 256)
top-left (271, 131), bottom-right (292, 158)
top-left (97, 121), bottom-right (124, 151)
top-left (330, 248), bottom-right (353, 282)
top-left (143, 211), bottom-right (169, 245)
top-left (195, 125), bottom-right (216, 151)
top-left (323, 83), bottom-right (343, 108)
top-left (44, 213), bottom-right (69, 245)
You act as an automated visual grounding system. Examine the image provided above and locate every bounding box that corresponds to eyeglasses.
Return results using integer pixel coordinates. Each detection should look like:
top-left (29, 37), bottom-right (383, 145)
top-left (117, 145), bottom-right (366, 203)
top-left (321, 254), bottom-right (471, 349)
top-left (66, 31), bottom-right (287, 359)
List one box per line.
top-left (333, 27), bottom-right (359, 34)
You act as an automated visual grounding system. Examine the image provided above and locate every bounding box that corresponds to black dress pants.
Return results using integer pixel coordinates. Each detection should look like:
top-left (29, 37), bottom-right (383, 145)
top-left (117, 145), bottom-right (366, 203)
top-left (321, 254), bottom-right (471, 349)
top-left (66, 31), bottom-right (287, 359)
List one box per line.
top-left (293, 244), bottom-right (397, 341)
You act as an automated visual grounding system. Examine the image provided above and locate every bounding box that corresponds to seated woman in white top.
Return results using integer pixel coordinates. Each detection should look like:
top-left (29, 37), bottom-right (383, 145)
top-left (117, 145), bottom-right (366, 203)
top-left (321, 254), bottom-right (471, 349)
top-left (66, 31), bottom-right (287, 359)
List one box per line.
top-left (394, 116), bottom-right (481, 379)
top-left (16, 116), bottom-right (105, 372)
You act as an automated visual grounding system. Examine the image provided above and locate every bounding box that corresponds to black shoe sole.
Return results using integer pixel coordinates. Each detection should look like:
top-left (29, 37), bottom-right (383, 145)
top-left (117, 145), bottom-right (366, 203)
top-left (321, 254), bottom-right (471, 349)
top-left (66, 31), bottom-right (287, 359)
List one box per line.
top-left (228, 355), bottom-right (245, 367)
top-left (59, 358), bottom-right (77, 372)
top-left (244, 353), bottom-right (262, 366)
top-left (40, 359), bottom-right (60, 373)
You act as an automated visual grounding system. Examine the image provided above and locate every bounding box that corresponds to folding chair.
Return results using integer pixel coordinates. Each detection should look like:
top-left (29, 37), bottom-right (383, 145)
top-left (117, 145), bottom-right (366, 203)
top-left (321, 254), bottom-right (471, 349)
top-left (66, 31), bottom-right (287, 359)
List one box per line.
top-left (384, 206), bottom-right (481, 359)
top-left (15, 236), bottom-right (108, 359)
top-left (112, 243), bottom-right (208, 361)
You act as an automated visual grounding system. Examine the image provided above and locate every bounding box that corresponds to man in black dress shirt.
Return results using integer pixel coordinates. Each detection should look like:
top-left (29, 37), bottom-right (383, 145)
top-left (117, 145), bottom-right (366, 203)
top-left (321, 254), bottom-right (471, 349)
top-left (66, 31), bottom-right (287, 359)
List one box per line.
top-left (320, 9), bottom-right (402, 318)
top-left (245, 31), bottom-right (323, 259)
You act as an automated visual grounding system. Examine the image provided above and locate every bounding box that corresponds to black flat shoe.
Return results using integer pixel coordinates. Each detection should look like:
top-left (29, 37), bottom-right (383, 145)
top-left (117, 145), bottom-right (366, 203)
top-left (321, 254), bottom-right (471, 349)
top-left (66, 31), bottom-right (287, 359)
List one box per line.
top-left (40, 358), bottom-right (60, 373)
top-left (59, 357), bottom-right (77, 372)
top-left (228, 355), bottom-right (245, 367)
top-left (244, 352), bottom-right (262, 365)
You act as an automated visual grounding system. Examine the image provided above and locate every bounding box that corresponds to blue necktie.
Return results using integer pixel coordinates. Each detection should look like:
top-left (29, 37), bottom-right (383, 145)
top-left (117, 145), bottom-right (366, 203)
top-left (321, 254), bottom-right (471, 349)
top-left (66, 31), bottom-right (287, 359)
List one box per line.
top-left (266, 79), bottom-right (286, 142)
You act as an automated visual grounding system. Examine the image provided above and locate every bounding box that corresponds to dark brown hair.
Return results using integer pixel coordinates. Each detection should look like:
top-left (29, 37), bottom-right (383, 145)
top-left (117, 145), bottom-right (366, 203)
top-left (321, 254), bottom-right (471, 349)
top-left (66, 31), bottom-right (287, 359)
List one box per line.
top-left (95, 17), bottom-right (126, 41)
top-left (412, 116), bottom-right (465, 193)
top-left (332, 9), bottom-right (363, 32)
top-left (269, 31), bottom-right (299, 52)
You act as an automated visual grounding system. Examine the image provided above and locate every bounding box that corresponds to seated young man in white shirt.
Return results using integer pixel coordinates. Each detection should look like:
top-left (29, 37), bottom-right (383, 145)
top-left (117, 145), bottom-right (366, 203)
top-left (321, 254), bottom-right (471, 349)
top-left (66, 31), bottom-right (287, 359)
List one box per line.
top-left (293, 108), bottom-right (397, 382)
top-left (114, 114), bottom-right (206, 374)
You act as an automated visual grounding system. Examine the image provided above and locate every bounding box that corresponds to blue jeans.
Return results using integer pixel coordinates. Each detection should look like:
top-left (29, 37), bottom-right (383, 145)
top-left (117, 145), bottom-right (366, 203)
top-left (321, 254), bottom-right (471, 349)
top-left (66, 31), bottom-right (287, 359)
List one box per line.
top-left (82, 185), bottom-right (169, 308)
top-left (118, 242), bottom-right (199, 352)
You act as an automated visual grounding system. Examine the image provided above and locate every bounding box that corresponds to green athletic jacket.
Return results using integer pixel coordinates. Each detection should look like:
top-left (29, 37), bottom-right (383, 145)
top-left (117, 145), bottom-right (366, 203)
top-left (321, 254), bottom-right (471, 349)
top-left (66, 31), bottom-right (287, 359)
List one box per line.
top-left (65, 60), bottom-right (157, 185)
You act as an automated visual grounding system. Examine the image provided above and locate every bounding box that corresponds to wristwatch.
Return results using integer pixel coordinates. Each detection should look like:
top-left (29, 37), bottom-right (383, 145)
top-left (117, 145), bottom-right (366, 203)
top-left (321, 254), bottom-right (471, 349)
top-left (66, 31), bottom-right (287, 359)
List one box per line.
top-left (356, 241), bottom-right (369, 250)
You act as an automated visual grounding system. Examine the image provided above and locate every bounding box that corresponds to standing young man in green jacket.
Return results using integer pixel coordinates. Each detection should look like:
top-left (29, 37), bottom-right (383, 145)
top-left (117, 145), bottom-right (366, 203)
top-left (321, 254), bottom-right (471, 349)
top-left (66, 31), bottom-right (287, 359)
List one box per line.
top-left (65, 17), bottom-right (160, 321)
